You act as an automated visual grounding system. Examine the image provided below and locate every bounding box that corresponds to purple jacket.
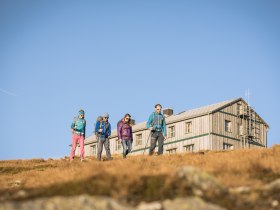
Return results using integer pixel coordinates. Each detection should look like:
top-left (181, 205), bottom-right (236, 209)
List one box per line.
top-left (117, 120), bottom-right (133, 141)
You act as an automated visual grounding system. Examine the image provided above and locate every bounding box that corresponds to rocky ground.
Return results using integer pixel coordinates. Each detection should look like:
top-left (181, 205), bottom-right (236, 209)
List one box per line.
top-left (1, 146), bottom-right (280, 210)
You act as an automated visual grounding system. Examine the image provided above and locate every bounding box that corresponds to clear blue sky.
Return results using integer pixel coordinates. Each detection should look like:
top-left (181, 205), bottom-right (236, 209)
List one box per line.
top-left (1, 0), bottom-right (279, 160)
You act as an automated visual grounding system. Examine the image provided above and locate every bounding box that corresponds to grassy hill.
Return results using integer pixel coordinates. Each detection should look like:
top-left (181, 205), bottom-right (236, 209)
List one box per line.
top-left (1, 145), bottom-right (280, 210)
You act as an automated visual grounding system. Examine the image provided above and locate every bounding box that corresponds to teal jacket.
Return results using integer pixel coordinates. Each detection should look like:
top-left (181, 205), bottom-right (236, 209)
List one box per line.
top-left (71, 117), bottom-right (86, 136)
top-left (146, 112), bottom-right (167, 136)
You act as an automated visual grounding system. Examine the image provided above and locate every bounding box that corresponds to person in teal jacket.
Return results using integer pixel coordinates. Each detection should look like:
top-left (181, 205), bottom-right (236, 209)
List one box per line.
top-left (70, 109), bottom-right (86, 161)
top-left (146, 104), bottom-right (167, 155)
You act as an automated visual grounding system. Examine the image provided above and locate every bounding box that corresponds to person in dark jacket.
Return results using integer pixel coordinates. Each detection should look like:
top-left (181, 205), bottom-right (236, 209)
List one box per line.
top-left (117, 114), bottom-right (133, 159)
top-left (146, 104), bottom-right (167, 155)
top-left (95, 113), bottom-right (111, 161)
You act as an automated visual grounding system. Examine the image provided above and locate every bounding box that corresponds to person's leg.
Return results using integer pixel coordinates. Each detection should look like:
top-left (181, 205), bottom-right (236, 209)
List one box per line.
top-left (121, 140), bottom-right (127, 158)
top-left (149, 132), bottom-right (157, 155)
top-left (127, 139), bottom-right (132, 155)
top-left (97, 138), bottom-right (103, 161)
top-left (79, 135), bottom-right (85, 160)
top-left (157, 132), bottom-right (164, 155)
top-left (104, 138), bottom-right (111, 160)
top-left (70, 134), bottom-right (78, 160)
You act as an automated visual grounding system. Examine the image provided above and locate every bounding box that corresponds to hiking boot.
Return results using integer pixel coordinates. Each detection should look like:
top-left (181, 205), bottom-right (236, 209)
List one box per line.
top-left (149, 151), bottom-right (154, 156)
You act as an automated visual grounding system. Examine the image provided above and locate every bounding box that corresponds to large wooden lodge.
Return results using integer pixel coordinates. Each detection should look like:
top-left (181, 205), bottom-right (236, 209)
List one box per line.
top-left (74, 98), bottom-right (269, 157)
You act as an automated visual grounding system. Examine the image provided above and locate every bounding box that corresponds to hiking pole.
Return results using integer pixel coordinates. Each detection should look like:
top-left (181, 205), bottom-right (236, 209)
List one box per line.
top-left (142, 132), bottom-right (152, 155)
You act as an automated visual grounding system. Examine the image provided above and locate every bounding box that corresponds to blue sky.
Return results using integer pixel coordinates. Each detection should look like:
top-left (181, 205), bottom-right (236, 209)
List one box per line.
top-left (0, 0), bottom-right (279, 160)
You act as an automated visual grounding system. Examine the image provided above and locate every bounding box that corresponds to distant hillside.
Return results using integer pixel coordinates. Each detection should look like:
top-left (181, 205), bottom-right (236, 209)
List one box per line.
top-left (0, 146), bottom-right (280, 210)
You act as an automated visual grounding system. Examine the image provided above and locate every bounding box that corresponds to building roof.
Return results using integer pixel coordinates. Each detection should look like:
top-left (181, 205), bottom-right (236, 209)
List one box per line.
top-left (84, 97), bottom-right (269, 145)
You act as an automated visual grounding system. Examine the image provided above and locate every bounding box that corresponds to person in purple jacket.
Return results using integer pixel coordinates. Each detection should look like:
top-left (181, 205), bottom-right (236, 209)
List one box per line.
top-left (117, 114), bottom-right (133, 159)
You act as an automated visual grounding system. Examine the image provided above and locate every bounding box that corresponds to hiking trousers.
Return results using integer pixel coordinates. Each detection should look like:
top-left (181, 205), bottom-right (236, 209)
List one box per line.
top-left (70, 133), bottom-right (85, 160)
top-left (121, 139), bottom-right (132, 157)
top-left (97, 137), bottom-right (111, 160)
top-left (149, 131), bottom-right (164, 155)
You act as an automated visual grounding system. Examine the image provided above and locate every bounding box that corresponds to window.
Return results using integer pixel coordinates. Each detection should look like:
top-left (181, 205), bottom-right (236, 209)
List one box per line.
top-left (185, 122), bottom-right (192, 134)
top-left (168, 126), bottom-right (175, 138)
top-left (115, 140), bottom-right (122, 151)
top-left (237, 104), bottom-right (242, 115)
top-left (135, 133), bottom-right (143, 146)
top-left (92, 144), bottom-right (97, 155)
top-left (259, 125), bottom-right (262, 140)
top-left (167, 148), bottom-right (177, 154)
top-left (225, 120), bottom-right (232, 132)
top-left (184, 144), bottom-right (194, 153)
top-left (237, 123), bottom-right (243, 136)
top-left (223, 143), bottom-right (233, 150)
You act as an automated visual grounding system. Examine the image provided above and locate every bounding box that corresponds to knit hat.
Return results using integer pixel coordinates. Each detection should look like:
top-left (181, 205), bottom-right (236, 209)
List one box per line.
top-left (103, 113), bottom-right (109, 118)
top-left (78, 109), bottom-right (85, 115)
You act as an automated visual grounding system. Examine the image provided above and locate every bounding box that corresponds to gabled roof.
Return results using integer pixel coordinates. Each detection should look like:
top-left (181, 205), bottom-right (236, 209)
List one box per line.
top-left (166, 98), bottom-right (241, 123)
top-left (84, 97), bottom-right (269, 145)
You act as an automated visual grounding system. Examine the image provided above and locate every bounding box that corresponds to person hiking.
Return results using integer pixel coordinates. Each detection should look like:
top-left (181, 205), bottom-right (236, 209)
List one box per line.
top-left (117, 114), bottom-right (133, 159)
top-left (95, 113), bottom-right (112, 161)
top-left (70, 109), bottom-right (86, 161)
top-left (146, 104), bottom-right (167, 155)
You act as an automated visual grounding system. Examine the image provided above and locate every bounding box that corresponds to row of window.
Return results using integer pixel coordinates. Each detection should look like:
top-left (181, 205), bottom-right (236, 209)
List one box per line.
top-left (225, 120), bottom-right (262, 138)
top-left (168, 121), bottom-right (192, 138)
top-left (166, 144), bottom-right (194, 154)
top-left (159, 142), bottom-right (234, 154)
top-left (91, 142), bottom-right (233, 155)
top-left (91, 140), bottom-right (195, 155)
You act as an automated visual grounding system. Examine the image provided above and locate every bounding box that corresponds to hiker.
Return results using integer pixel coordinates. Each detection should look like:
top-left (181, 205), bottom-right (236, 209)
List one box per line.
top-left (70, 109), bottom-right (86, 161)
top-left (117, 114), bottom-right (133, 159)
top-left (146, 104), bottom-right (167, 155)
top-left (95, 113), bottom-right (112, 161)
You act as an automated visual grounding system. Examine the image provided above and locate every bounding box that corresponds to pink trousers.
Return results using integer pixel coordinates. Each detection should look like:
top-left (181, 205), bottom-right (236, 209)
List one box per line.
top-left (70, 134), bottom-right (85, 159)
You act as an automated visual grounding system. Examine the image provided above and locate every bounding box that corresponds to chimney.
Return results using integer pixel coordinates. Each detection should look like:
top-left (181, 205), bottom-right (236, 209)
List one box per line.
top-left (130, 119), bottom-right (136, 125)
top-left (163, 108), bottom-right (174, 117)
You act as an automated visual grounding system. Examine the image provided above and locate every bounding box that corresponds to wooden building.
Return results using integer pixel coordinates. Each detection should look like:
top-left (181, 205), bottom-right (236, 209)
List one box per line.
top-left (74, 98), bottom-right (269, 157)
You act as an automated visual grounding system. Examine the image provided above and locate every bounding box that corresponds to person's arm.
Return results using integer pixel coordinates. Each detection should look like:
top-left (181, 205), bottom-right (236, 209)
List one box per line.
top-left (146, 113), bottom-right (153, 128)
top-left (162, 117), bottom-right (167, 137)
top-left (108, 123), bottom-right (111, 137)
top-left (130, 126), bottom-right (133, 142)
top-left (83, 120), bottom-right (86, 137)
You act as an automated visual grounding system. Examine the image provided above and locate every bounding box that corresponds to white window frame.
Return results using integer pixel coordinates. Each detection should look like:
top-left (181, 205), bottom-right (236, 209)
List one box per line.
top-left (225, 120), bottom-right (232, 132)
top-left (237, 123), bottom-right (243, 136)
top-left (168, 126), bottom-right (175, 138)
top-left (92, 144), bottom-right (97, 155)
top-left (184, 144), bottom-right (194, 153)
top-left (135, 133), bottom-right (143, 146)
top-left (166, 148), bottom-right (177, 154)
top-left (237, 104), bottom-right (242, 115)
top-left (185, 121), bottom-right (192, 134)
top-left (223, 143), bottom-right (233, 150)
top-left (116, 139), bottom-right (122, 151)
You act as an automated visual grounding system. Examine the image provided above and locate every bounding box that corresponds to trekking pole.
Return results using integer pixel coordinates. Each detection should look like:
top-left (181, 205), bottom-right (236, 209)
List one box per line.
top-left (142, 132), bottom-right (152, 155)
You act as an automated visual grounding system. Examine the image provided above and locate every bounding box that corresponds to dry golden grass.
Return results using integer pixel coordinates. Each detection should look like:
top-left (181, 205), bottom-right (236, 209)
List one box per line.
top-left (0, 145), bottom-right (280, 204)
